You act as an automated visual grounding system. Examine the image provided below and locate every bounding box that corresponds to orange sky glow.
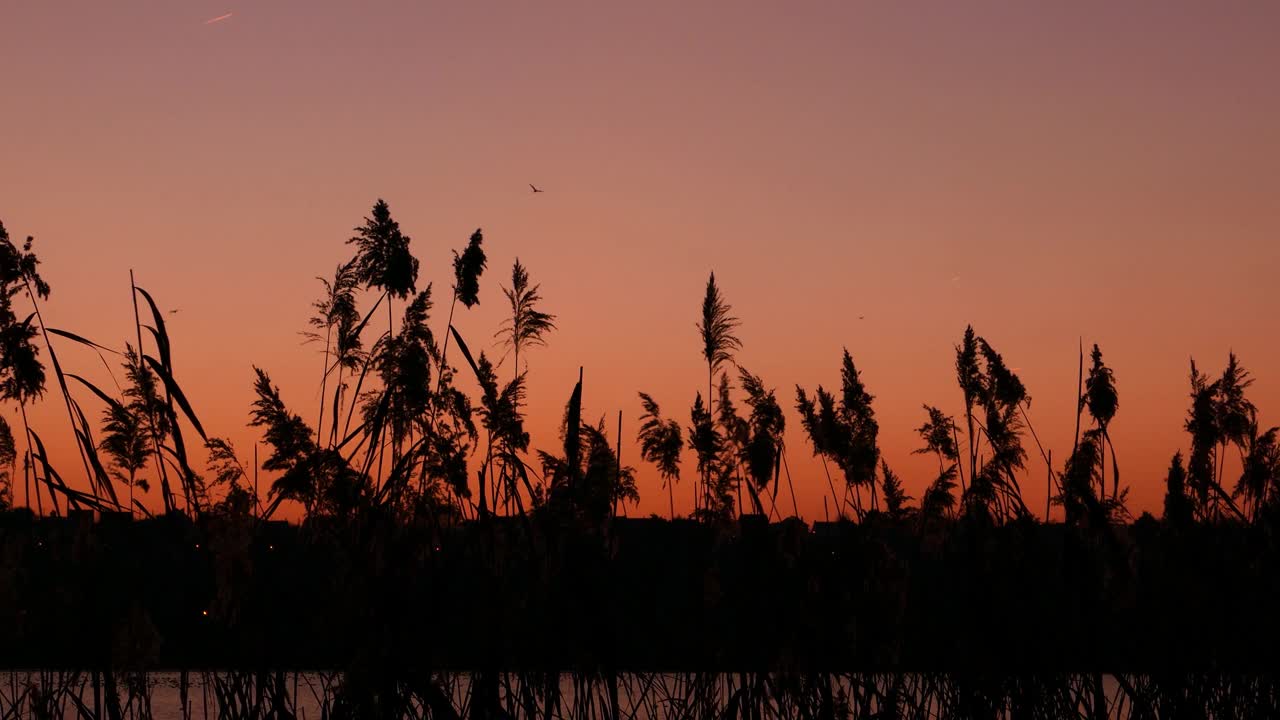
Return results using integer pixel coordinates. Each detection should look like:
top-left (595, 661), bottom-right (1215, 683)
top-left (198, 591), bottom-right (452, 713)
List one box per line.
top-left (2, 1), bottom-right (1278, 521)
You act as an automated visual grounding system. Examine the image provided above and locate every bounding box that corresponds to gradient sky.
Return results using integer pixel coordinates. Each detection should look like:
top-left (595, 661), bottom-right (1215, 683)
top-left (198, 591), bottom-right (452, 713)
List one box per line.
top-left (2, 1), bottom-right (1278, 520)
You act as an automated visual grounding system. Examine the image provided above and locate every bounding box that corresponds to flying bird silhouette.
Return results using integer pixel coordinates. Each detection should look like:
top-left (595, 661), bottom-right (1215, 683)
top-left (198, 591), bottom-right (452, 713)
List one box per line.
top-left (529, 184), bottom-right (544, 193)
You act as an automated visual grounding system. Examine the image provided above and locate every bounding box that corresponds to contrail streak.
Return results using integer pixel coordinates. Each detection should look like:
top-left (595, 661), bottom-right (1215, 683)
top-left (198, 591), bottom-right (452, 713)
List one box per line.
top-left (205, 12), bottom-right (233, 25)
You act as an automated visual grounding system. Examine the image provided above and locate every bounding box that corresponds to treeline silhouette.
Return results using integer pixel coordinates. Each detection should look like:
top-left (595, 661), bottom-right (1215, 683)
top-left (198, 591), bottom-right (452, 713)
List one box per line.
top-left (2, 205), bottom-right (1280, 688)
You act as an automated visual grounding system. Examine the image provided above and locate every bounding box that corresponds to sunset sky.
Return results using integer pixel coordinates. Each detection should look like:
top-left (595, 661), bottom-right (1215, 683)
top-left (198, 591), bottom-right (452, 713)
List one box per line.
top-left (2, 1), bottom-right (1278, 520)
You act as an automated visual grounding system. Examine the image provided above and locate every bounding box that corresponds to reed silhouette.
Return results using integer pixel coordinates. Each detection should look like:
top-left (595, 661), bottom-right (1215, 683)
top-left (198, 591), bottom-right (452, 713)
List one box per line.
top-left (912, 405), bottom-right (961, 522)
top-left (0, 211), bottom-right (1215, 527)
top-left (695, 273), bottom-right (741, 515)
top-left (635, 392), bottom-right (683, 519)
top-left (796, 349), bottom-right (881, 520)
top-left (4, 201), bottom-right (1280, 534)
top-left (4, 208), bottom-right (1280, 711)
top-left (304, 259), bottom-right (361, 449)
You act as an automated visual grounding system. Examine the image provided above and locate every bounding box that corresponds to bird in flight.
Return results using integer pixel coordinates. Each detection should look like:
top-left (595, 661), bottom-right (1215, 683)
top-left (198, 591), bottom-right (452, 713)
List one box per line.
top-left (529, 184), bottom-right (544, 193)
top-left (204, 11), bottom-right (233, 25)
top-left (169, 309), bottom-right (182, 314)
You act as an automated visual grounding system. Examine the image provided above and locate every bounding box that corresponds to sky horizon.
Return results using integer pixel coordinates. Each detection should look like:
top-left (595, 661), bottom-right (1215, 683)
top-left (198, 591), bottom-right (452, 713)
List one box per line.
top-left (2, 1), bottom-right (1278, 520)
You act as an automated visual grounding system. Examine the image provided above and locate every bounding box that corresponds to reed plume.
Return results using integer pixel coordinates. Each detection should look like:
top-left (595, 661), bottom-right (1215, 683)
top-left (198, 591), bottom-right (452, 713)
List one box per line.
top-left (496, 259), bottom-right (556, 379)
top-left (636, 392), bottom-right (684, 519)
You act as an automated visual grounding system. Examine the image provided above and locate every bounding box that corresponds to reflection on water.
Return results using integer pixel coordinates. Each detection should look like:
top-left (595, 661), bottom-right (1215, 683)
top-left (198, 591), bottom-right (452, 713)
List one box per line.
top-left (1, 671), bottom-right (1277, 718)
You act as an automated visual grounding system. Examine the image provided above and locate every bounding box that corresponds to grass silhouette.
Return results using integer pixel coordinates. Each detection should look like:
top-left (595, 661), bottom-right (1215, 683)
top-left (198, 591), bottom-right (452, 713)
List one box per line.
top-left (2, 206), bottom-right (1279, 530)
top-left (4, 209), bottom-right (1280, 711)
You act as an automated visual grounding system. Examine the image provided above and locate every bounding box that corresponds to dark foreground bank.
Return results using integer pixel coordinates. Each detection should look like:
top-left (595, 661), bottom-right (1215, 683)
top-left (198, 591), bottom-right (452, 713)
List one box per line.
top-left (1, 510), bottom-right (1277, 672)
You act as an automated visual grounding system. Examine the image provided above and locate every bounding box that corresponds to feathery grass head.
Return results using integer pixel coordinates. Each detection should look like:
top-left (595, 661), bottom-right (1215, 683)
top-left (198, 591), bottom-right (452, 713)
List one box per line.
top-left (955, 325), bottom-right (983, 408)
top-left (584, 419), bottom-right (639, 513)
top-left (1217, 352), bottom-right (1256, 447)
top-left (204, 437), bottom-right (256, 516)
top-left (99, 395), bottom-right (149, 491)
top-left (0, 224), bottom-right (50, 302)
top-left (921, 465), bottom-right (958, 520)
top-left (838, 349), bottom-right (877, 442)
top-left (367, 286), bottom-right (438, 444)
top-left (496, 258), bottom-right (556, 367)
top-left (249, 367), bottom-right (315, 473)
top-left (794, 386), bottom-right (825, 455)
top-left (914, 405), bottom-right (959, 462)
top-left (204, 438), bottom-right (246, 487)
top-left (452, 228), bottom-right (487, 309)
top-left (0, 316), bottom-right (45, 405)
top-left (688, 392), bottom-right (722, 479)
top-left (1184, 359), bottom-right (1221, 510)
top-left (1186, 358), bottom-right (1221, 442)
top-left (346, 199), bottom-right (419, 299)
top-left (958, 333), bottom-right (1031, 519)
top-left (422, 429), bottom-right (473, 501)
top-left (839, 349), bottom-right (874, 417)
top-left (250, 367), bottom-right (372, 517)
top-left (305, 260), bottom-right (361, 342)
top-left (1183, 354), bottom-right (1259, 517)
top-left (739, 366), bottom-right (785, 491)
top-left (697, 272), bottom-right (741, 374)
top-left (541, 392), bottom-right (637, 522)
top-left (637, 392), bottom-right (684, 485)
top-left (331, 306), bottom-right (367, 375)
top-left (696, 463), bottom-right (737, 523)
top-left (838, 350), bottom-right (879, 487)
top-left (1083, 343), bottom-right (1118, 427)
top-left (1057, 428), bottom-right (1105, 525)
top-left (1235, 425), bottom-right (1280, 519)
top-left (796, 350), bottom-right (879, 493)
top-left (0, 224), bottom-right (50, 406)
top-left (880, 460), bottom-right (911, 520)
top-left (121, 344), bottom-right (170, 439)
top-left (978, 338), bottom-right (1027, 409)
top-left (473, 352), bottom-right (530, 453)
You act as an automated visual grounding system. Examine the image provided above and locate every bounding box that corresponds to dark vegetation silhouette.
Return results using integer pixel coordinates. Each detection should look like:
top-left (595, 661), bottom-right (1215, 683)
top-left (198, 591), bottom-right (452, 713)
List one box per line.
top-left (796, 349), bottom-right (881, 520)
top-left (4, 670), bottom-right (1280, 719)
top-left (635, 392), bottom-right (683, 519)
top-left (2, 211), bottom-right (1280, 716)
top-left (14, 207), bottom-right (1263, 530)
